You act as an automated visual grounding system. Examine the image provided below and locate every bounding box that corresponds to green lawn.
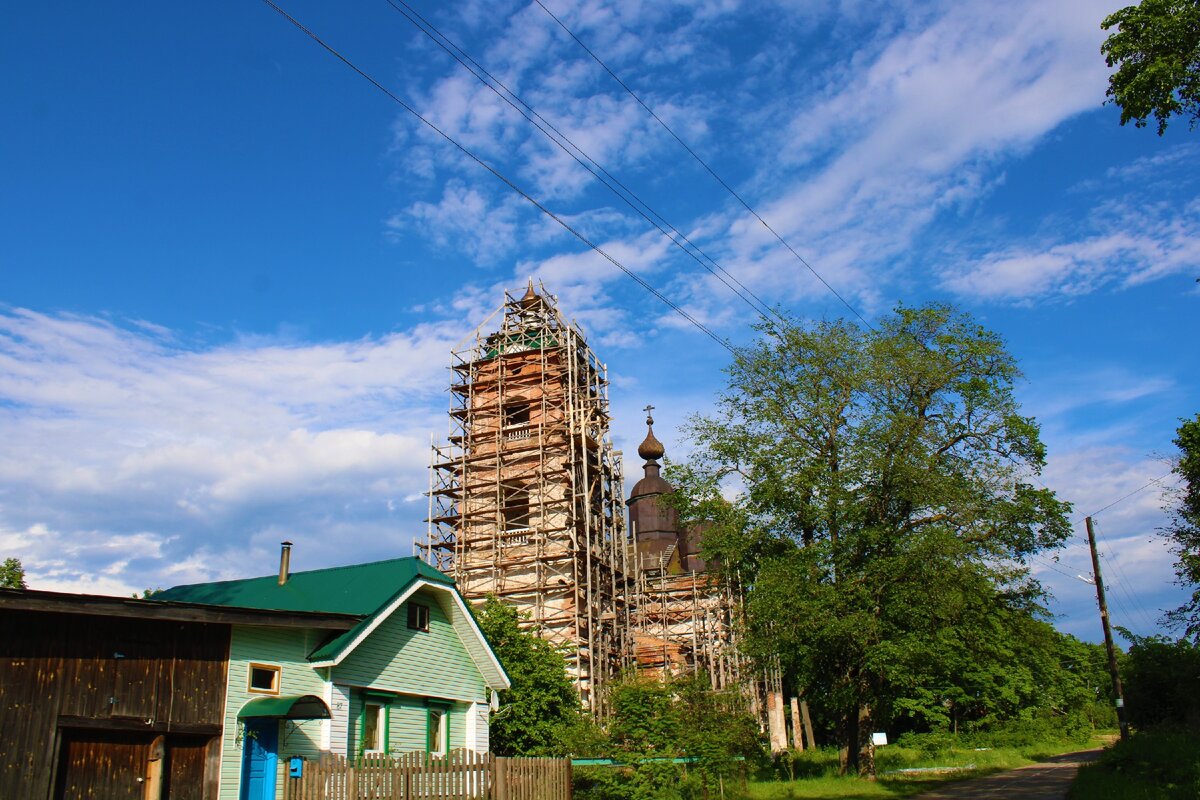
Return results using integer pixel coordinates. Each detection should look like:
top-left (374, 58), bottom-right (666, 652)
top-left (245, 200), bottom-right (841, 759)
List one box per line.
top-left (748, 736), bottom-right (1112, 800)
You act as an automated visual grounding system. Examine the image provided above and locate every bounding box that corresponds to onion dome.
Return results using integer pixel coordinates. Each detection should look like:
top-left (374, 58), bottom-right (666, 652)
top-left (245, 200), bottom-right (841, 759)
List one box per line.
top-left (637, 412), bottom-right (666, 462)
top-left (519, 280), bottom-right (540, 309)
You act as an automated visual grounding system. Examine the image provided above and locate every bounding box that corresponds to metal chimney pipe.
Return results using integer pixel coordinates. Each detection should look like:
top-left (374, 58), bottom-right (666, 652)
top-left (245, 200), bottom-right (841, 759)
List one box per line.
top-left (278, 541), bottom-right (293, 586)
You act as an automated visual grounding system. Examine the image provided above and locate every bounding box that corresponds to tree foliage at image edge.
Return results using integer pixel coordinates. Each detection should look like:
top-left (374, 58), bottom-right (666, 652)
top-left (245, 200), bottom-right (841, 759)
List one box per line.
top-left (1101, 0), bottom-right (1200, 134)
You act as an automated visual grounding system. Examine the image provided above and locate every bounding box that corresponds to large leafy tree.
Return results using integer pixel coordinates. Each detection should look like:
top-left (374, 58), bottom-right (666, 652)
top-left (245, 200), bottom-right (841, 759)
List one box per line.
top-left (1101, 0), bottom-right (1200, 134)
top-left (472, 596), bottom-right (584, 756)
top-left (670, 305), bottom-right (1071, 775)
top-left (1165, 414), bottom-right (1200, 638)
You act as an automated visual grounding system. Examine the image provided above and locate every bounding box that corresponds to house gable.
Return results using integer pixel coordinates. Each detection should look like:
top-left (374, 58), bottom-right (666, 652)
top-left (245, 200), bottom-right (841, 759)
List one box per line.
top-left (333, 587), bottom-right (486, 701)
top-left (308, 578), bottom-right (508, 693)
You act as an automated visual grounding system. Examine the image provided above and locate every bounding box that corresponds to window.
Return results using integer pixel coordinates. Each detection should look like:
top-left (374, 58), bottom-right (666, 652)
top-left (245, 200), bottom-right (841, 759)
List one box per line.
top-left (247, 663), bottom-right (281, 695)
top-left (427, 707), bottom-right (449, 756)
top-left (501, 483), bottom-right (530, 532)
top-left (407, 602), bottom-right (430, 631)
top-left (358, 691), bottom-right (396, 756)
top-left (503, 402), bottom-right (530, 428)
top-left (362, 702), bottom-right (385, 753)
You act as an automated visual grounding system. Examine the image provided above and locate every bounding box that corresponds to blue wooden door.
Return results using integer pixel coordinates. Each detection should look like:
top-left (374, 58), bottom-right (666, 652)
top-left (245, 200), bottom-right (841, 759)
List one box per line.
top-left (239, 720), bottom-right (278, 800)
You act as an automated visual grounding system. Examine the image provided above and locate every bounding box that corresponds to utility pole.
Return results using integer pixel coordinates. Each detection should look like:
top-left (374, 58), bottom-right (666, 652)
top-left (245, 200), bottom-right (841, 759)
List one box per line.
top-left (1085, 515), bottom-right (1129, 741)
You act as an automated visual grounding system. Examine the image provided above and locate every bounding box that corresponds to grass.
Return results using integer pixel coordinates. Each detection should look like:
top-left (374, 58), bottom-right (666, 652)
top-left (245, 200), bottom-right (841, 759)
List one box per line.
top-left (1069, 728), bottom-right (1200, 800)
top-left (747, 734), bottom-right (1114, 799)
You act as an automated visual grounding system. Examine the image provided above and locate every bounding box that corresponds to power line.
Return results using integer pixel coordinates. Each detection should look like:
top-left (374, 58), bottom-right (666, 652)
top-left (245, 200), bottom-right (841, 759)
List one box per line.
top-left (259, 0), bottom-right (734, 355)
top-left (1028, 553), bottom-right (1093, 584)
top-left (1077, 471), bottom-right (1174, 522)
top-left (1100, 549), bottom-right (1159, 631)
top-left (532, 0), bottom-right (874, 331)
top-left (1091, 516), bottom-right (1160, 631)
top-left (379, 0), bottom-right (782, 326)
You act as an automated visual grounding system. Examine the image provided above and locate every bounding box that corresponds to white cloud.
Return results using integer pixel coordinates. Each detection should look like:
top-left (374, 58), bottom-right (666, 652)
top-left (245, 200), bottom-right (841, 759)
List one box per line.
top-left (392, 180), bottom-right (524, 263)
top-left (0, 309), bottom-right (468, 595)
top-left (940, 205), bottom-right (1200, 300)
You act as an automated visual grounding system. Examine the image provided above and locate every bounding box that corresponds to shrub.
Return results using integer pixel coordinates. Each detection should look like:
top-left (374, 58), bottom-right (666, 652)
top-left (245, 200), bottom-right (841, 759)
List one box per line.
top-left (895, 730), bottom-right (958, 757)
top-left (1071, 727), bottom-right (1200, 799)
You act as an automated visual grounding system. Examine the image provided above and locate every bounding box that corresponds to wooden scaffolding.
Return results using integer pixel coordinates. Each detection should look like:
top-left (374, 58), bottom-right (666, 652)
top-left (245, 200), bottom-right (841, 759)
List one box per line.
top-left (421, 284), bottom-right (632, 712)
top-left (631, 551), bottom-right (744, 689)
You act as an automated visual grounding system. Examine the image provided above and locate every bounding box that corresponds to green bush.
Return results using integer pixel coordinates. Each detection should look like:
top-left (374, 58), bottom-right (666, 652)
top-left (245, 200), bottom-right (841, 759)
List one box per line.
top-left (1123, 636), bottom-right (1200, 729)
top-left (895, 731), bottom-right (958, 757)
top-left (964, 711), bottom-right (1093, 749)
top-left (574, 674), bottom-right (763, 800)
top-left (1071, 727), bottom-right (1200, 800)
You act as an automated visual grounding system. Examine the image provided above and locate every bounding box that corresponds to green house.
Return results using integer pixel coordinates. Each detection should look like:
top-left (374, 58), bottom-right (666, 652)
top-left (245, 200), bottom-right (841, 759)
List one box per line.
top-left (156, 556), bottom-right (509, 800)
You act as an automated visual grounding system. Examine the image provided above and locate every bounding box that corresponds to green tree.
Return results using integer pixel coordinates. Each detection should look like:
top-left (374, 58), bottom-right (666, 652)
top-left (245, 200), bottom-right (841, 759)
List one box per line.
top-left (0, 557), bottom-right (27, 589)
top-left (1101, 0), bottom-right (1200, 134)
top-left (1120, 632), bottom-right (1200, 727)
top-left (1165, 414), bottom-right (1200, 638)
top-left (472, 595), bottom-right (585, 756)
top-left (670, 305), bottom-right (1071, 775)
top-left (598, 674), bottom-right (761, 800)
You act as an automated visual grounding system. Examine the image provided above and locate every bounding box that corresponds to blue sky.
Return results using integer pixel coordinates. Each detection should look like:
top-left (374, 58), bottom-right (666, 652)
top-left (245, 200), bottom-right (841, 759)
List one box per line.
top-left (2, 0), bottom-right (1196, 644)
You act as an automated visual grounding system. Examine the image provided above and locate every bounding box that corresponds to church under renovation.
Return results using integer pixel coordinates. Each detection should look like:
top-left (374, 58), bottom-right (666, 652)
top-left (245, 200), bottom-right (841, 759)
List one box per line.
top-left (420, 283), bottom-right (798, 749)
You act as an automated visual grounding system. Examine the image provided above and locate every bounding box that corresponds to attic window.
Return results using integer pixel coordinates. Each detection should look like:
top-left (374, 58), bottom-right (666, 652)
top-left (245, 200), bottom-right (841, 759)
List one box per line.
top-left (248, 663), bottom-right (281, 695)
top-left (407, 602), bottom-right (430, 631)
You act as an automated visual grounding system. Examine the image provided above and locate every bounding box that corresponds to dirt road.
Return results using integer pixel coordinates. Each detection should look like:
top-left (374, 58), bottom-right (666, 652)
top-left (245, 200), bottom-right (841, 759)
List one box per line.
top-left (910, 748), bottom-right (1102, 799)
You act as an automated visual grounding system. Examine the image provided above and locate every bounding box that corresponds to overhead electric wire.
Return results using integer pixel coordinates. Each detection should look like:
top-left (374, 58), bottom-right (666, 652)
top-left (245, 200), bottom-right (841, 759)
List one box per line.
top-left (379, 0), bottom-right (782, 326)
top-left (1077, 471), bottom-right (1175, 523)
top-left (1101, 549), bottom-right (1159, 631)
top-left (270, 2), bottom-right (1150, 615)
top-left (532, 0), bottom-right (874, 331)
top-left (259, 0), bottom-right (734, 355)
top-left (1028, 553), bottom-right (1092, 584)
top-left (1091, 517), bottom-right (1160, 631)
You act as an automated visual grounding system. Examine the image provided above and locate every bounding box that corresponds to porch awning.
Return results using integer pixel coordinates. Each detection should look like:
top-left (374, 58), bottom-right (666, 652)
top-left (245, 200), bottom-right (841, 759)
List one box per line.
top-left (237, 695), bottom-right (331, 720)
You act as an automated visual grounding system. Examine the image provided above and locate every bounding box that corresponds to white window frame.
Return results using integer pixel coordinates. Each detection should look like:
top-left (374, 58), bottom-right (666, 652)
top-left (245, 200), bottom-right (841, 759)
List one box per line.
top-left (362, 701), bottom-right (387, 754)
top-left (428, 707), bottom-right (448, 757)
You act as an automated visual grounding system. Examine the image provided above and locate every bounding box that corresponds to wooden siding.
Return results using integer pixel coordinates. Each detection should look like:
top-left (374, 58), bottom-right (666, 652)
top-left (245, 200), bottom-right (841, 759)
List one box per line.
top-left (344, 693), bottom-right (451, 758)
top-left (219, 625), bottom-right (331, 800)
top-left (335, 590), bottom-right (486, 703)
top-left (0, 609), bottom-right (227, 800)
top-left (328, 682), bottom-right (351, 756)
top-left (469, 702), bottom-right (489, 753)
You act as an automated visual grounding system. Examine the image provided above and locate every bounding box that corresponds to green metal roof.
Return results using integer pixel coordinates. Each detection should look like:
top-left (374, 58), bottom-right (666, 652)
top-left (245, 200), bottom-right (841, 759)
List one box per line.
top-left (155, 557), bottom-right (454, 617)
top-left (307, 624), bottom-right (364, 663)
top-left (237, 695), bottom-right (331, 720)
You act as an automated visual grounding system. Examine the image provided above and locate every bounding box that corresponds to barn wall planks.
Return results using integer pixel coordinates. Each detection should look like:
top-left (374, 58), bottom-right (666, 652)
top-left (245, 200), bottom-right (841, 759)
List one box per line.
top-left (0, 608), bottom-right (229, 799)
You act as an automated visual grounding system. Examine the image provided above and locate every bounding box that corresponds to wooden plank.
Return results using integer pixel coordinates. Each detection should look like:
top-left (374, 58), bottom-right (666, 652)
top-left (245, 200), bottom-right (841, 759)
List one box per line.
top-left (280, 753), bottom-right (570, 800)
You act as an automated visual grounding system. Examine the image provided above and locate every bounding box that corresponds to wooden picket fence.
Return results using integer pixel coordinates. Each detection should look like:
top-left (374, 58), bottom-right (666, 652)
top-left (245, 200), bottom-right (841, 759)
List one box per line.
top-left (283, 750), bottom-right (572, 800)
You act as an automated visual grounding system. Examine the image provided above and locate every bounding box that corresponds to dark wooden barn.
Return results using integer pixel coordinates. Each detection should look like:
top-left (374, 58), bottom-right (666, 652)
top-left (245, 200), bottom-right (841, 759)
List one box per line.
top-left (0, 589), bottom-right (352, 800)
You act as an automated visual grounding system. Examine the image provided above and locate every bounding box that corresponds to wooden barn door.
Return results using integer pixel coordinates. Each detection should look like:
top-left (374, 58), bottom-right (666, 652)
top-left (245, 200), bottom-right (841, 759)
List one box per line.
top-left (54, 729), bottom-right (215, 800)
top-left (54, 729), bottom-right (151, 799)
